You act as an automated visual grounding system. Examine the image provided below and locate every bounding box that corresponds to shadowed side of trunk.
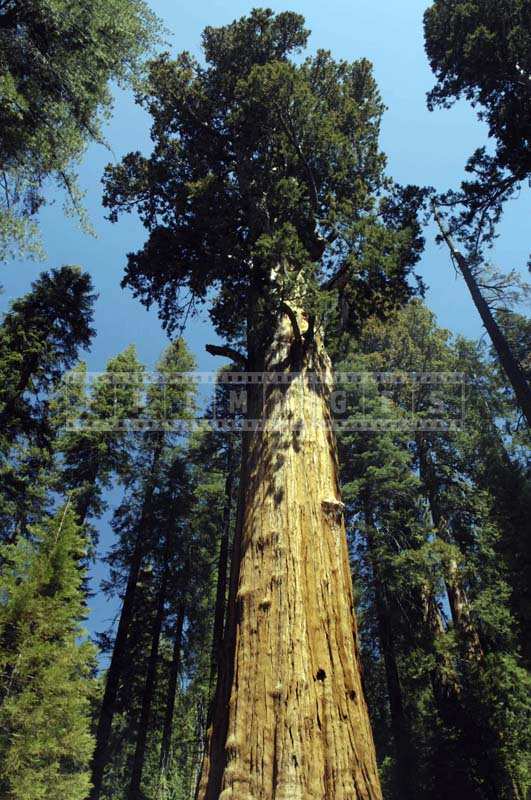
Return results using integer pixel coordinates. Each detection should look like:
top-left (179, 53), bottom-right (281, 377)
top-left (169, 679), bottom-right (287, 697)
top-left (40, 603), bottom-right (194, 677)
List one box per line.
top-left (210, 440), bottom-right (235, 680)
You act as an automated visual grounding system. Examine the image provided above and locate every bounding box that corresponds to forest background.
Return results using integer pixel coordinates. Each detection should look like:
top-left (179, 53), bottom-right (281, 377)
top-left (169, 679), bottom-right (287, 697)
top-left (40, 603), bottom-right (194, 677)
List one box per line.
top-left (0, 0), bottom-right (529, 655)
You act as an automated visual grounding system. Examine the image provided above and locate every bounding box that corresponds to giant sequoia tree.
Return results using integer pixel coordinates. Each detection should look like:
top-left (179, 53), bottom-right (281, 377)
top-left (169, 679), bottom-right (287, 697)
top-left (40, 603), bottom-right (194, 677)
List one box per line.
top-left (104, 10), bottom-right (425, 798)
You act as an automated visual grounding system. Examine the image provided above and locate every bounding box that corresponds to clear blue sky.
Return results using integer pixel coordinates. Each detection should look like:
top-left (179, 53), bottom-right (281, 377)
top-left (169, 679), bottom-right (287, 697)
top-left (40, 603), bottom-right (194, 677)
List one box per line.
top-left (1, 0), bottom-right (529, 637)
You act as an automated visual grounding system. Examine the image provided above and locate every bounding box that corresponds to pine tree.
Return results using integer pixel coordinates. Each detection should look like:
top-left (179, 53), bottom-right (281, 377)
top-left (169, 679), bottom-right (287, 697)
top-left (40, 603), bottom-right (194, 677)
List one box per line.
top-left (336, 300), bottom-right (530, 799)
top-left (0, 502), bottom-right (96, 800)
top-left (90, 339), bottom-right (196, 800)
top-left (0, 266), bottom-right (95, 542)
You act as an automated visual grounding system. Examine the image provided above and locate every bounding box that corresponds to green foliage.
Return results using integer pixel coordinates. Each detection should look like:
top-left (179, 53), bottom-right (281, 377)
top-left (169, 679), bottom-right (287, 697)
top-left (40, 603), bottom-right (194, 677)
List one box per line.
top-left (103, 9), bottom-right (425, 346)
top-left (0, 503), bottom-right (96, 799)
top-left (0, 0), bottom-right (162, 259)
top-left (424, 0), bottom-right (531, 255)
top-left (0, 266), bottom-right (95, 445)
top-left (424, 0), bottom-right (530, 177)
top-left (495, 309), bottom-right (531, 388)
top-left (146, 338), bottom-right (196, 426)
top-left (0, 266), bottom-right (96, 541)
top-left (52, 346), bottom-right (146, 531)
top-left (335, 300), bottom-right (531, 799)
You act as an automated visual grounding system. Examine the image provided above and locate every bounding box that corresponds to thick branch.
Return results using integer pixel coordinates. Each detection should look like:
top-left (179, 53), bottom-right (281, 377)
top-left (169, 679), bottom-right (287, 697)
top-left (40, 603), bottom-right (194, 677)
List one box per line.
top-left (274, 101), bottom-right (320, 214)
top-left (205, 344), bottom-right (247, 367)
top-left (280, 301), bottom-right (302, 344)
top-left (320, 263), bottom-right (350, 292)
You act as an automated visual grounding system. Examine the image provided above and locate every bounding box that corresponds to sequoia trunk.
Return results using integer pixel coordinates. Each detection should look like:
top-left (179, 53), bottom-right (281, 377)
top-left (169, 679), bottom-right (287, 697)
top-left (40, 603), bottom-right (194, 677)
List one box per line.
top-left (197, 307), bottom-right (382, 800)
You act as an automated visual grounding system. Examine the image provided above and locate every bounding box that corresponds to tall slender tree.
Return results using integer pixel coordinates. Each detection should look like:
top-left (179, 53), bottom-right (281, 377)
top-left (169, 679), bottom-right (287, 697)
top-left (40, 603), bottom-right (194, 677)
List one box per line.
top-left (90, 339), bottom-right (196, 800)
top-left (126, 453), bottom-right (196, 800)
top-left (432, 205), bottom-right (531, 426)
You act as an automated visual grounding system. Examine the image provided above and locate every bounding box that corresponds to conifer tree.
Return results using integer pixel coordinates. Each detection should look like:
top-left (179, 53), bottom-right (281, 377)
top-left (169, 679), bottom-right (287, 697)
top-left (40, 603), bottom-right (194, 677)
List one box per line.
top-left (335, 353), bottom-right (471, 799)
top-left (0, 502), bottom-right (96, 800)
top-left (90, 339), bottom-right (196, 800)
top-left (53, 346), bottom-right (146, 532)
top-left (94, 376), bottom-right (244, 800)
top-left (0, 0), bottom-right (161, 260)
top-left (0, 266), bottom-right (95, 541)
top-left (0, 266), bottom-right (95, 445)
top-left (336, 300), bottom-right (530, 799)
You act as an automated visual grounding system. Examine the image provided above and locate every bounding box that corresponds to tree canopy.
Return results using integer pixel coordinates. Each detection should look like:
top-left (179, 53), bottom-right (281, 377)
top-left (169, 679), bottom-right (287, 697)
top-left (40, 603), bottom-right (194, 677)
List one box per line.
top-left (103, 9), bottom-right (426, 348)
top-left (0, 0), bottom-right (161, 260)
top-left (0, 266), bottom-right (95, 449)
top-left (424, 0), bottom-right (531, 253)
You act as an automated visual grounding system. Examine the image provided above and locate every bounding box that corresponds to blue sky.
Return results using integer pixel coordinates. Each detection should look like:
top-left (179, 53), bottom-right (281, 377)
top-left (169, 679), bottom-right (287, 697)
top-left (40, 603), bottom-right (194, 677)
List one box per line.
top-left (1, 0), bottom-right (529, 636)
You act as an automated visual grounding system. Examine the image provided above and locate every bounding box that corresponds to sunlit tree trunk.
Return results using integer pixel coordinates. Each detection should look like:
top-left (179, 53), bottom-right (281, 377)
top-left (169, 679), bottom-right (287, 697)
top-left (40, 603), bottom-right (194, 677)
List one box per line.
top-left (197, 304), bottom-right (382, 800)
top-left (211, 439), bottom-right (235, 680)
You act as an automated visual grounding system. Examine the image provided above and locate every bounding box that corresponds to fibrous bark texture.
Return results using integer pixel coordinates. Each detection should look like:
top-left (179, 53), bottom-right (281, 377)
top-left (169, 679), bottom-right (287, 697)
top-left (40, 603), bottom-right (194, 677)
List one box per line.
top-left (197, 309), bottom-right (382, 800)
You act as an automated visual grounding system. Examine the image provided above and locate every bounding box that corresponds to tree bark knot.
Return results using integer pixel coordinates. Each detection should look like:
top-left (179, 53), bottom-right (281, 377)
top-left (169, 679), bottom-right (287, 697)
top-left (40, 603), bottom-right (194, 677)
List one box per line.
top-left (321, 498), bottom-right (345, 526)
